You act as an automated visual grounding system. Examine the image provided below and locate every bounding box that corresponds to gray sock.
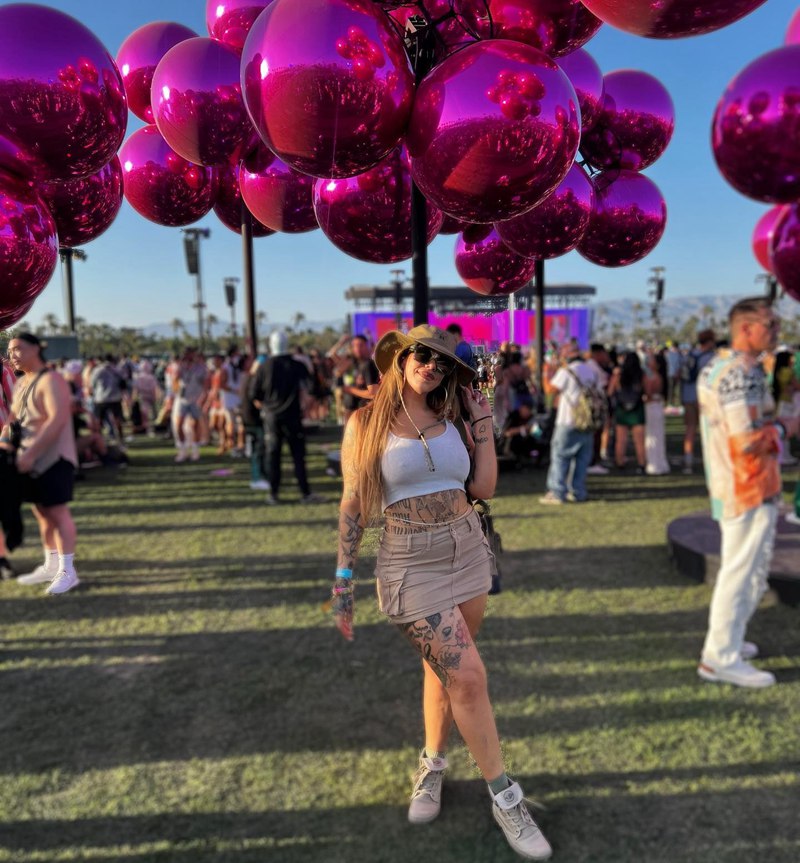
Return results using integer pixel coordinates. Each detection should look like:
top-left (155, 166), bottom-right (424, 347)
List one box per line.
top-left (424, 748), bottom-right (446, 761)
top-left (488, 773), bottom-right (511, 795)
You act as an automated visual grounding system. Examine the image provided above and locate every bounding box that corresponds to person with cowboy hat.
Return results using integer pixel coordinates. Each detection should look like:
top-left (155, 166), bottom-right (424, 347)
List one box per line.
top-left (330, 324), bottom-right (552, 860)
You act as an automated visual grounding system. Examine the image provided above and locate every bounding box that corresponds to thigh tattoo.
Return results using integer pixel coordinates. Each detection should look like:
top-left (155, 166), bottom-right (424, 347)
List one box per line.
top-left (398, 609), bottom-right (471, 687)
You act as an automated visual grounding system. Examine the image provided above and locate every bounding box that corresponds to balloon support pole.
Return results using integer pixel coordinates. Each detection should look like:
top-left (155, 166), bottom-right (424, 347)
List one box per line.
top-left (411, 181), bottom-right (429, 326)
top-left (534, 259), bottom-right (545, 397)
top-left (241, 205), bottom-right (257, 356)
top-left (59, 247), bottom-right (85, 335)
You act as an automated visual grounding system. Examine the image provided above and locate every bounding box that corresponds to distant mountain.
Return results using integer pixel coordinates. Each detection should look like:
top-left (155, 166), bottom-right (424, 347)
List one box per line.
top-left (141, 318), bottom-right (346, 339)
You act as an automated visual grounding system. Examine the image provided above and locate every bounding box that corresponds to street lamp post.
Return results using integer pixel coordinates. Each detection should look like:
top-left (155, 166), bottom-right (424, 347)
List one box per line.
top-left (59, 247), bottom-right (86, 334)
top-left (181, 227), bottom-right (210, 352)
top-left (224, 277), bottom-right (240, 339)
top-left (755, 273), bottom-right (779, 302)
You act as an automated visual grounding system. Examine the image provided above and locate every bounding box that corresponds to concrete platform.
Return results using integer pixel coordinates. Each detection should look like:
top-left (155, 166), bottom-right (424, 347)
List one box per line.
top-left (667, 508), bottom-right (800, 606)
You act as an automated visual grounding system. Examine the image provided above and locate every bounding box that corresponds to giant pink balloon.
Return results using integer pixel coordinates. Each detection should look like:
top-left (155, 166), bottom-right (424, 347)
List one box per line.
top-left (240, 145), bottom-right (318, 233)
top-left (712, 46), bottom-right (800, 204)
top-left (116, 22), bottom-right (198, 123)
top-left (477, 1), bottom-right (603, 58)
top-left (577, 170), bottom-right (666, 267)
top-left (495, 162), bottom-right (594, 259)
top-left (455, 224), bottom-right (537, 295)
top-left (557, 48), bottom-right (604, 132)
top-left (214, 164), bottom-right (275, 236)
top-left (313, 146), bottom-right (443, 264)
top-left (152, 37), bottom-right (255, 168)
top-left (752, 206), bottom-right (786, 274)
top-left (579, 0), bottom-right (768, 39)
top-left (119, 126), bottom-right (218, 227)
top-left (408, 40), bottom-right (580, 224)
top-left (787, 9), bottom-right (800, 45)
top-left (242, 0), bottom-right (415, 179)
top-left (439, 214), bottom-right (472, 235)
top-left (206, 1), bottom-right (274, 54)
top-left (0, 173), bottom-right (58, 313)
top-left (770, 204), bottom-right (800, 302)
top-left (580, 70), bottom-right (674, 171)
top-left (39, 157), bottom-right (124, 248)
top-left (0, 4), bottom-right (127, 182)
top-left (0, 298), bottom-right (34, 331)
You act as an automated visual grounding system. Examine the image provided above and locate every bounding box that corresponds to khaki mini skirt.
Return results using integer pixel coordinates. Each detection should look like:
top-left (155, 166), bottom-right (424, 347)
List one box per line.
top-left (374, 508), bottom-right (493, 624)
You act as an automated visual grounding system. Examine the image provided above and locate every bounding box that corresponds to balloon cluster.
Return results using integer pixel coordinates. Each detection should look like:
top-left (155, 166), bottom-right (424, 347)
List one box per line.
top-left (713, 11), bottom-right (800, 301)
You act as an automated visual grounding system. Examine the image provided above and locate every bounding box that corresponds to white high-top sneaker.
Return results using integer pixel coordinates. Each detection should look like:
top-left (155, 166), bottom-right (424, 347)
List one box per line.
top-left (491, 781), bottom-right (552, 860)
top-left (408, 753), bottom-right (448, 824)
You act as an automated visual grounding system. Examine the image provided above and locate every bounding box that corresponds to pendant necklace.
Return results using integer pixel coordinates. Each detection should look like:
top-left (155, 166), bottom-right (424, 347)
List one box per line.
top-left (398, 394), bottom-right (443, 472)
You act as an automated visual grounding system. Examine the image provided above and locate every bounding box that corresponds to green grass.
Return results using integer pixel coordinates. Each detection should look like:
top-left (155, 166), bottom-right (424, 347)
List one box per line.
top-left (1, 423), bottom-right (798, 863)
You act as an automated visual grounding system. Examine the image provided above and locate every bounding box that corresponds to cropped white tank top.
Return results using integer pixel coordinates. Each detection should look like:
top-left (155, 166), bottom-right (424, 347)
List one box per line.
top-left (381, 420), bottom-right (470, 511)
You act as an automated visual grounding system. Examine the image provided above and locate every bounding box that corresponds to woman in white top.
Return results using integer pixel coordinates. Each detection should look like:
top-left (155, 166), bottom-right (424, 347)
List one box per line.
top-left (331, 325), bottom-right (551, 860)
top-left (644, 350), bottom-right (670, 475)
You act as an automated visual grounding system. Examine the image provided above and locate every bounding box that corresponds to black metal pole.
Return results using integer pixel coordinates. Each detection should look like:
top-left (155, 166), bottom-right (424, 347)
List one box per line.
top-left (241, 204), bottom-right (257, 356)
top-left (534, 259), bottom-right (545, 397)
top-left (60, 249), bottom-right (76, 333)
top-left (411, 182), bottom-right (429, 326)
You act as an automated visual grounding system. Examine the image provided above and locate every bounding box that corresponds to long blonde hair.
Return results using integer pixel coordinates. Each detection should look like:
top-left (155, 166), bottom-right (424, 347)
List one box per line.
top-left (354, 347), bottom-right (461, 521)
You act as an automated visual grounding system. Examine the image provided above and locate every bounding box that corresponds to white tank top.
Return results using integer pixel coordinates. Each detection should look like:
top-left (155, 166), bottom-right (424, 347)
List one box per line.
top-left (381, 421), bottom-right (470, 511)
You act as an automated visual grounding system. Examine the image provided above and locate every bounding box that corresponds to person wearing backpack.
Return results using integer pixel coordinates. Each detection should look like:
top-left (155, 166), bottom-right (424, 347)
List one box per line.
top-left (540, 342), bottom-right (602, 504)
top-left (681, 329), bottom-right (717, 474)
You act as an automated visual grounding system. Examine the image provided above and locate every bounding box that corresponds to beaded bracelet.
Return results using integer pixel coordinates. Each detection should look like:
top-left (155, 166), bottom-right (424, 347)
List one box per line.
top-left (332, 585), bottom-right (353, 595)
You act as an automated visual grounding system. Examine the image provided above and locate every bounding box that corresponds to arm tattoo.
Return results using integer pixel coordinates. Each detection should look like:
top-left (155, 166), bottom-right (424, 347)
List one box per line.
top-left (398, 610), bottom-right (472, 687)
top-left (338, 510), bottom-right (364, 570)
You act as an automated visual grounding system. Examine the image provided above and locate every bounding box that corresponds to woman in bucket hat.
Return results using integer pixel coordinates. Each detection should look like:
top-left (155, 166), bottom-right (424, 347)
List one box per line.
top-left (330, 324), bottom-right (551, 860)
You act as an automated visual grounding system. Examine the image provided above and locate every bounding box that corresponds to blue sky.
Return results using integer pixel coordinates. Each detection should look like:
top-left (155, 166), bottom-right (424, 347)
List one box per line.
top-left (22, 0), bottom-right (797, 329)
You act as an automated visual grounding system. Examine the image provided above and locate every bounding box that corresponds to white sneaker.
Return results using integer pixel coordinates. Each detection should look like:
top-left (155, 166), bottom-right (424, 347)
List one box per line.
top-left (408, 754), bottom-right (447, 824)
top-left (175, 450), bottom-right (187, 463)
top-left (46, 570), bottom-right (80, 596)
top-left (786, 512), bottom-right (800, 526)
top-left (17, 565), bottom-right (57, 585)
top-left (189, 447), bottom-right (200, 462)
top-left (698, 659), bottom-right (775, 688)
top-left (491, 782), bottom-right (552, 860)
top-left (741, 641), bottom-right (759, 660)
top-left (249, 479), bottom-right (271, 491)
top-left (538, 492), bottom-right (563, 505)
top-left (586, 464), bottom-right (609, 475)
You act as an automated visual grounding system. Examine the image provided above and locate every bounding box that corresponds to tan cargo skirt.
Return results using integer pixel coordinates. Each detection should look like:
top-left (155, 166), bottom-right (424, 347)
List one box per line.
top-left (374, 508), bottom-right (493, 624)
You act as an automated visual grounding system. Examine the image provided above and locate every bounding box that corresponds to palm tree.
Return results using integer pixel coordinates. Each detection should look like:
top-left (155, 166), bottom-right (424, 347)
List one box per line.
top-left (701, 305), bottom-right (714, 327)
top-left (170, 318), bottom-right (183, 339)
top-left (293, 311), bottom-right (306, 331)
top-left (43, 313), bottom-right (60, 335)
top-left (631, 302), bottom-right (644, 340)
top-left (255, 311), bottom-right (267, 337)
top-left (206, 313), bottom-right (219, 340)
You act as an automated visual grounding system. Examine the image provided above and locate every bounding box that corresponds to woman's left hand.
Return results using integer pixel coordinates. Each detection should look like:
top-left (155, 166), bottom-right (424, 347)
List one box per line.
top-left (461, 385), bottom-right (491, 422)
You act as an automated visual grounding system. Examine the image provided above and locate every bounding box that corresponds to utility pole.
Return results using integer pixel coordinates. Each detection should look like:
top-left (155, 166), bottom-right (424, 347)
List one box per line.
top-left (59, 248), bottom-right (86, 334)
top-left (648, 266), bottom-right (665, 344)
top-left (181, 227), bottom-right (210, 352)
top-left (224, 277), bottom-right (240, 339)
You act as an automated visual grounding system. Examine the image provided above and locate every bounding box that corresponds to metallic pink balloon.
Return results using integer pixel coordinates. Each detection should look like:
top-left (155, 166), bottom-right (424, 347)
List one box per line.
top-left (207, 1), bottom-right (274, 54)
top-left (214, 163), bottom-right (275, 236)
top-left (240, 145), bottom-right (318, 233)
top-left (752, 206), bottom-right (786, 274)
top-left (242, 0), bottom-right (415, 179)
top-left (455, 224), bottom-right (537, 295)
top-left (579, 0), bottom-right (768, 39)
top-left (439, 214), bottom-right (472, 235)
top-left (712, 46), bottom-right (800, 204)
top-left (0, 298), bottom-right (34, 331)
top-left (152, 37), bottom-right (255, 168)
top-left (39, 157), bottom-right (124, 248)
top-left (116, 22), bottom-right (198, 124)
top-left (119, 125), bottom-right (218, 227)
top-left (313, 145), bottom-right (443, 264)
top-left (580, 70), bottom-right (674, 171)
top-left (770, 204), bottom-right (800, 302)
top-left (476, 1), bottom-right (603, 58)
top-left (0, 173), bottom-right (58, 313)
top-left (577, 170), bottom-right (667, 267)
top-left (409, 40), bottom-right (580, 224)
top-left (557, 48), bottom-right (604, 132)
top-left (0, 4), bottom-right (127, 182)
top-left (787, 9), bottom-right (800, 45)
top-left (495, 162), bottom-right (594, 259)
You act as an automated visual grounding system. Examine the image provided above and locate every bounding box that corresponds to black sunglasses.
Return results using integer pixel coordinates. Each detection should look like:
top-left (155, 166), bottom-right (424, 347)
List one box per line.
top-left (407, 344), bottom-right (456, 375)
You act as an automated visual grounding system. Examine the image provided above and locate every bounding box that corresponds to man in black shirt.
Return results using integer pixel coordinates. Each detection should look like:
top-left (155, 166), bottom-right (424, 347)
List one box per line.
top-left (250, 331), bottom-right (322, 505)
top-left (340, 335), bottom-right (379, 421)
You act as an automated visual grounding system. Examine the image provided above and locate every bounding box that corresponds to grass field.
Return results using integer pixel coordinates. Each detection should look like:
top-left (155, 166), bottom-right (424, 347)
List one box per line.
top-left (1, 423), bottom-right (798, 863)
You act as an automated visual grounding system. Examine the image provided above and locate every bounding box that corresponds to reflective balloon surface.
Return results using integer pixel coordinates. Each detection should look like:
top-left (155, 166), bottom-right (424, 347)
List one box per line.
top-left (712, 45), bottom-right (800, 204)
top-left (119, 125), bottom-right (218, 227)
top-left (240, 145), bottom-right (318, 233)
top-left (314, 146), bottom-right (443, 264)
top-left (409, 40), bottom-right (580, 223)
top-left (495, 162), bottom-right (593, 259)
top-left (39, 157), bottom-right (124, 248)
top-left (751, 206), bottom-right (786, 274)
top-left (579, 0), bottom-right (768, 39)
top-left (0, 173), bottom-right (58, 312)
top-left (580, 70), bottom-right (674, 171)
top-left (788, 9), bottom-right (800, 45)
top-left (476, 0), bottom-right (603, 58)
top-left (207, 0), bottom-right (274, 54)
top-left (770, 204), bottom-right (800, 302)
top-left (242, 0), bottom-right (415, 179)
top-left (455, 224), bottom-right (536, 295)
top-left (117, 21), bottom-right (198, 123)
top-left (214, 163), bottom-right (275, 236)
top-left (557, 48), bottom-right (604, 132)
top-left (0, 4), bottom-right (127, 181)
top-left (153, 37), bottom-right (255, 167)
top-left (439, 214), bottom-right (472, 235)
top-left (0, 297), bottom-right (34, 331)
top-left (577, 170), bottom-right (667, 267)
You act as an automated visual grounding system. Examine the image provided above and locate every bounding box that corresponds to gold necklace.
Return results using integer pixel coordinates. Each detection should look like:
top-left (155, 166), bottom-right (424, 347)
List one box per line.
top-left (398, 394), bottom-right (443, 472)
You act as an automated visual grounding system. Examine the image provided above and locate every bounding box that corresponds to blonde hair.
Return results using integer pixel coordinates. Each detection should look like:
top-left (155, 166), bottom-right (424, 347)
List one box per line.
top-left (354, 347), bottom-right (461, 521)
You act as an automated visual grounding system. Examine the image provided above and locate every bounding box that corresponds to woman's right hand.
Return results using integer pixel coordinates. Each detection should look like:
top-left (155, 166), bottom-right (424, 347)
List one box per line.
top-left (331, 578), bottom-right (354, 642)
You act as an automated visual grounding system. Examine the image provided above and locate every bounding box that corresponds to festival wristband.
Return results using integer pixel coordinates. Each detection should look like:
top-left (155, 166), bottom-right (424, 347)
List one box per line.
top-left (471, 415), bottom-right (493, 426)
top-left (335, 568), bottom-right (353, 579)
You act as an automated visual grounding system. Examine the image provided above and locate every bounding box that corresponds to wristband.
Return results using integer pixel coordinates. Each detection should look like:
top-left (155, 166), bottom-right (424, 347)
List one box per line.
top-left (335, 568), bottom-right (353, 579)
top-left (471, 415), bottom-right (493, 426)
top-left (774, 420), bottom-right (787, 441)
top-left (332, 585), bottom-right (353, 595)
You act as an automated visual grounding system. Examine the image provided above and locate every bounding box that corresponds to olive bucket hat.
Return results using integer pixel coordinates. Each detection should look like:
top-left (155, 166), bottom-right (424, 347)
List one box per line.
top-left (374, 324), bottom-right (476, 387)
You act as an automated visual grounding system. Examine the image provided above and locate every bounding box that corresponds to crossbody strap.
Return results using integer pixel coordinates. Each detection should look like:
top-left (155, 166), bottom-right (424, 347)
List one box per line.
top-left (17, 368), bottom-right (48, 424)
